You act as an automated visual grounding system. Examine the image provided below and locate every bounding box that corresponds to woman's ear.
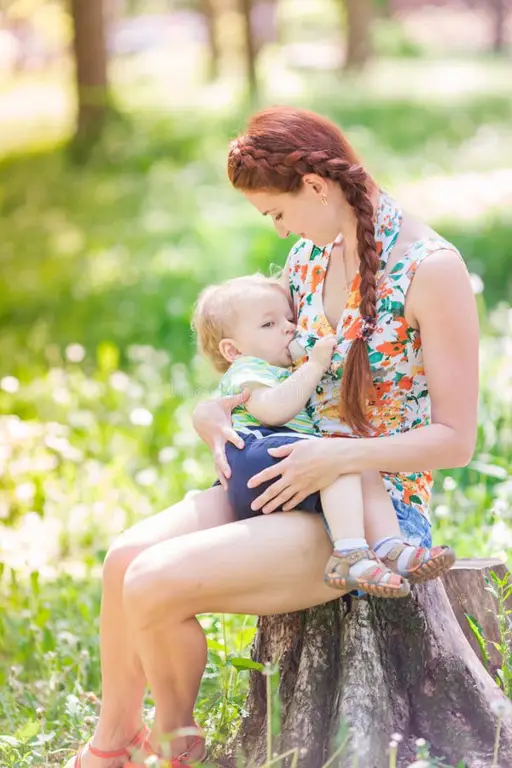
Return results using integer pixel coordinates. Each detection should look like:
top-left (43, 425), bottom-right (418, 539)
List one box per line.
top-left (303, 173), bottom-right (328, 198)
top-left (218, 338), bottom-right (242, 364)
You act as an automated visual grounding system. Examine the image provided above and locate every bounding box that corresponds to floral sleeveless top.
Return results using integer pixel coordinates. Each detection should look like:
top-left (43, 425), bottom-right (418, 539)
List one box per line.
top-left (288, 190), bottom-right (461, 521)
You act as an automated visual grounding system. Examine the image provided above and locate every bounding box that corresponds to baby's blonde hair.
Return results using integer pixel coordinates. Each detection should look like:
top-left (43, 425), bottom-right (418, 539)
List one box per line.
top-left (192, 273), bottom-right (287, 373)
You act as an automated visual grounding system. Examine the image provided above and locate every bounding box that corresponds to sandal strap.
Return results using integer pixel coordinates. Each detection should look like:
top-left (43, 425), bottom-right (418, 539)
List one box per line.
top-left (89, 724), bottom-right (148, 759)
top-left (143, 723), bottom-right (205, 765)
top-left (332, 548), bottom-right (377, 567)
top-left (176, 734), bottom-right (204, 762)
top-left (380, 542), bottom-right (406, 562)
top-left (327, 548), bottom-right (403, 588)
top-left (379, 541), bottom-right (428, 571)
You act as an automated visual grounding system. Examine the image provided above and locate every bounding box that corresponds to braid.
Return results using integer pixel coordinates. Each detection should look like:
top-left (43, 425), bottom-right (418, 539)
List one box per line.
top-left (228, 108), bottom-right (379, 434)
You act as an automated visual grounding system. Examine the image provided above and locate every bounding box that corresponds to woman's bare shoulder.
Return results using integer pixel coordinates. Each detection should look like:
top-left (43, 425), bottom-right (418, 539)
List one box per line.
top-left (406, 246), bottom-right (473, 329)
top-left (386, 211), bottom-right (440, 270)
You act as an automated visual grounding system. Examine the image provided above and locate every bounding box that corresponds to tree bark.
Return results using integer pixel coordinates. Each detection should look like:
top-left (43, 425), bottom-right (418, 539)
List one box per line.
top-left (224, 559), bottom-right (512, 768)
top-left (490, 0), bottom-right (507, 53)
top-left (201, 0), bottom-right (221, 80)
top-left (343, 0), bottom-right (374, 71)
top-left (70, 0), bottom-right (110, 154)
top-left (239, 0), bottom-right (258, 99)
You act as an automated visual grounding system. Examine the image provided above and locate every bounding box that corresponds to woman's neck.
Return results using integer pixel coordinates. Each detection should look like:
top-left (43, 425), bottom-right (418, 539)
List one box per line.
top-left (334, 185), bottom-right (380, 272)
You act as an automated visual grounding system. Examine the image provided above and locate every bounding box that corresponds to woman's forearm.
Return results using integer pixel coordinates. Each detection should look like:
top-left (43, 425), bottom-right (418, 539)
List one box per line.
top-left (338, 423), bottom-right (475, 474)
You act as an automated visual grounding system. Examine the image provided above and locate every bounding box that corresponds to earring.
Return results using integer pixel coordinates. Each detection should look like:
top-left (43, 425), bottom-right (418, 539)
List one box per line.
top-left (321, 196), bottom-right (328, 206)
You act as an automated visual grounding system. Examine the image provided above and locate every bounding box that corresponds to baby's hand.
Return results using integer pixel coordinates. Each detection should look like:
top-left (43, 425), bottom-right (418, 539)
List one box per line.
top-left (309, 335), bottom-right (337, 371)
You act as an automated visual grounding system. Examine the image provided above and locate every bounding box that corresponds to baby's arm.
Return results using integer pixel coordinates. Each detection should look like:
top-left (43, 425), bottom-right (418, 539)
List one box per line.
top-left (246, 336), bottom-right (336, 426)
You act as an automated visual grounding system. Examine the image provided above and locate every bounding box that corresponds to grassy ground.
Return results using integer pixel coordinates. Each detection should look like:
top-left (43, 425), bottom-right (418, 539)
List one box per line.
top-left (0, 53), bottom-right (511, 766)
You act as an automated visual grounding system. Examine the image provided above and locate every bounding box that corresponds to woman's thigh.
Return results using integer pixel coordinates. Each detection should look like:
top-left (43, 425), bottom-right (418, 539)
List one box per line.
top-left (124, 507), bottom-right (344, 619)
top-left (107, 485), bottom-right (236, 566)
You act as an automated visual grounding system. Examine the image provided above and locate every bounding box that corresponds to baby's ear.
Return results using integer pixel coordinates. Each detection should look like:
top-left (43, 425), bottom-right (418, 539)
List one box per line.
top-left (218, 338), bottom-right (241, 365)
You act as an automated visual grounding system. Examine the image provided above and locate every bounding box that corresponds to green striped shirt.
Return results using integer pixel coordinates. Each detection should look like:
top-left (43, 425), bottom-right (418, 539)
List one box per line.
top-left (218, 356), bottom-right (316, 436)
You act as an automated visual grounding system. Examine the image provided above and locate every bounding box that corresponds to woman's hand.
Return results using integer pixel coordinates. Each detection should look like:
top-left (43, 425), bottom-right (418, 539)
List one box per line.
top-left (248, 437), bottom-right (355, 514)
top-left (192, 390), bottom-right (250, 489)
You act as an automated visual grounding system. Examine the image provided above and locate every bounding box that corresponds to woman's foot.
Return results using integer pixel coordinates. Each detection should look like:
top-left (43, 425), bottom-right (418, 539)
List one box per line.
top-left (144, 723), bottom-right (206, 765)
top-left (324, 547), bottom-right (410, 598)
top-left (374, 537), bottom-right (456, 583)
top-left (64, 725), bottom-right (148, 768)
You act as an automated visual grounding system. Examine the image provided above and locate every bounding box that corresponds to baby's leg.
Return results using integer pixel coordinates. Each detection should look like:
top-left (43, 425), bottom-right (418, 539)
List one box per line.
top-left (361, 472), bottom-right (456, 583)
top-left (320, 475), bottom-right (409, 598)
top-left (360, 470), bottom-right (401, 546)
top-left (320, 473), bottom-right (365, 540)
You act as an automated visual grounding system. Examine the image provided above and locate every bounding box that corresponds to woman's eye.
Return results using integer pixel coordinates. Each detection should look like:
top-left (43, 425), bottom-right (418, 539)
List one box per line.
top-left (262, 321), bottom-right (274, 328)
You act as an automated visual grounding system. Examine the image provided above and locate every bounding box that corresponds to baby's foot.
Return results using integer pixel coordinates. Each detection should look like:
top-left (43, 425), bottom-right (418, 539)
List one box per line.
top-left (374, 537), bottom-right (456, 583)
top-left (324, 547), bottom-right (410, 598)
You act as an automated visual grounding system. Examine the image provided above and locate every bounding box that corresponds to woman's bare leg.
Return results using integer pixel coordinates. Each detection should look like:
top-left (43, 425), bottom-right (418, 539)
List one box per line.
top-left (123, 507), bottom-right (341, 757)
top-left (77, 487), bottom-right (235, 768)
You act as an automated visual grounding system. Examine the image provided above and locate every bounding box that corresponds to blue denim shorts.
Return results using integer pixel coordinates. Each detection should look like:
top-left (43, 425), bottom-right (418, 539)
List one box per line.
top-left (220, 426), bottom-right (432, 548)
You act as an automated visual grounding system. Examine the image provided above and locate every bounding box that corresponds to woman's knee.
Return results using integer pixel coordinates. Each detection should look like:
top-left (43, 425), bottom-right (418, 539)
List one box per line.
top-left (102, 532), bottom-right (144, 593)
top-left (122, 542), bottom-right (193, 626)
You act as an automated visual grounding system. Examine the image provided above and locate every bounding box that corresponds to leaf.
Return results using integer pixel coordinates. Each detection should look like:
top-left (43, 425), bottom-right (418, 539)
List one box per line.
top-left (465, 614), bottom-right (489, 666)
top-left (469, 461), bottom-right (508, 480)
top-left (229, 657), bottom-right (264, 673)
top-left (15, 720), bottom-right (39, 742)
top-left (29, 571), bottom-right (40, 596)
top-left (206, 639), bottom-right (226, 653)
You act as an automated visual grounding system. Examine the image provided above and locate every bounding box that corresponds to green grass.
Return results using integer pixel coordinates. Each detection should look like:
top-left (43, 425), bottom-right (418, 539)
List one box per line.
top-left (0, 56), bottom-right (511, 766)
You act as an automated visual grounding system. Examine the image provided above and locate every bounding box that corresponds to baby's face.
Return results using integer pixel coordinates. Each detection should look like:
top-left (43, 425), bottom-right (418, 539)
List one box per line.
top-left (231, 286), bottom-right (296, 368)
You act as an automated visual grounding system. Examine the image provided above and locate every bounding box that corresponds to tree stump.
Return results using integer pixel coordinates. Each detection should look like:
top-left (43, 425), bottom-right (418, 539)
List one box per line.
top-left (226, 559), bottom-right (512, 767)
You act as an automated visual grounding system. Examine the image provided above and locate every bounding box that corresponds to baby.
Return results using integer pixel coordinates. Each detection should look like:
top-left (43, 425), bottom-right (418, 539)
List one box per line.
top-left (192, 273), bottom-right (456, 597)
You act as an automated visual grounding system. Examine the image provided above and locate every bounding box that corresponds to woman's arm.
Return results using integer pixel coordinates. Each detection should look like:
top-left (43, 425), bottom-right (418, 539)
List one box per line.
top-left (351, 248), bottom-right (479, 473)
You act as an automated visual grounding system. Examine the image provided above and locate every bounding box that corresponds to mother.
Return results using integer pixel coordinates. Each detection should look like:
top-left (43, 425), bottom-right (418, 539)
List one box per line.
top-left (67, 107), bottom-right (478, 767)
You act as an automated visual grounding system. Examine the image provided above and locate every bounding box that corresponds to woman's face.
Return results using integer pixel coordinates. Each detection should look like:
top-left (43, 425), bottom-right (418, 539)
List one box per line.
top-left (242, 176), bottom-right (342, 247)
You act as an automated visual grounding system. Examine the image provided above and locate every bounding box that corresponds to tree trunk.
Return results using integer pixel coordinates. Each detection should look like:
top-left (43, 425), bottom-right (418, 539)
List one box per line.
top-left (224, 559), bottom-right (512, 767)
top-left (201, 0), bottom-right (221, 80)
top-left (70, 0), bottom-right (109, 155)
top-left (343, 0), bottom-right (373, 71)
top-left (239, 0), bottom-right (258, 99)
top-left (490, 0), bottom-right (507, 53)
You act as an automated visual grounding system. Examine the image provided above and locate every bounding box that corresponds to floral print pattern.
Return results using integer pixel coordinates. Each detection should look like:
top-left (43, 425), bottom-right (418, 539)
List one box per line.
top-left (288, 190), bottom-right (462, 520)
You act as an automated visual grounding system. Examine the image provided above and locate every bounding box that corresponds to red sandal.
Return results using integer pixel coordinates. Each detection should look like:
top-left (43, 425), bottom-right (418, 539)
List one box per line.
top-left (65, 724), bottom-right (149, 767)
top-left (143, 723), bottom-right (206, 766)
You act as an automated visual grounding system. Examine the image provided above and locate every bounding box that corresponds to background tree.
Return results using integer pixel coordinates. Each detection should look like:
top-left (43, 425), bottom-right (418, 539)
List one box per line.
top-left (490, 0), bottom-right (506, 52)
top-left (201, 0), bottom-right (221, 80)
top-left (343, 0), bottom-right (374, 70)
top-left (239, 0), bottom-right (258, 98)
top-left (70, 0), bottom-right (110, 156)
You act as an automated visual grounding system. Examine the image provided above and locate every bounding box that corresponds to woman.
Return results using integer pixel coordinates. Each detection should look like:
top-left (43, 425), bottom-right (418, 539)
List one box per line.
top-left (67, 107), bottom-right (478, 768)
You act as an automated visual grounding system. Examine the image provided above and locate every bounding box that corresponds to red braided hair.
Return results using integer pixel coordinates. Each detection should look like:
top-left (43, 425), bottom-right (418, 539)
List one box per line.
top-left (227, 106), bottom-right (378, 435)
